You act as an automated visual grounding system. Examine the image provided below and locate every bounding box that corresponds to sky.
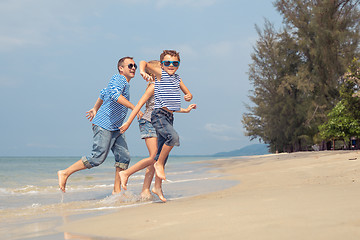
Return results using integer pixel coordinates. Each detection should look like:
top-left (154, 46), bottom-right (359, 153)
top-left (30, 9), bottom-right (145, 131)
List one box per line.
top-left (0, 0), bottom-right (283, 157)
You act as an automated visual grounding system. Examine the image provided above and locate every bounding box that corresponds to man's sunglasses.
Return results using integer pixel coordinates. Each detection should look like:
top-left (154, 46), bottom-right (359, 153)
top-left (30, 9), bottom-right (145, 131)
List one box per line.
top-left (128, 63), bottom-right (137, 69)
top-left (161, 61), bottom-right (180, 67)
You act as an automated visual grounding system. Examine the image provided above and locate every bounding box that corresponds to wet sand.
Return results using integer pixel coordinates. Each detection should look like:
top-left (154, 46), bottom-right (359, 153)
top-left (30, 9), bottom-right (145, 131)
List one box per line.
top-left (59, 151), bottom-right (360, 240)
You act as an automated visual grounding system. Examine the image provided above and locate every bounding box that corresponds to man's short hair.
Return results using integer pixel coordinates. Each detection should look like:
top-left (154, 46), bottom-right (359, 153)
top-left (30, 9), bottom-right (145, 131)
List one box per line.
top-left (160, 50), bottom-right (180, 62)
top-left (117, 57), bottom-right (134, 73)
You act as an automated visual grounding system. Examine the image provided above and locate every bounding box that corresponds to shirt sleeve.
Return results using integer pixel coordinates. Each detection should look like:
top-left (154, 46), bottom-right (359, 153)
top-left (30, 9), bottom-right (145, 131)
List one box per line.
top-left (99, 88), bottom-right (106, 100)
top-left (108, 75), bottom-right (126, 102)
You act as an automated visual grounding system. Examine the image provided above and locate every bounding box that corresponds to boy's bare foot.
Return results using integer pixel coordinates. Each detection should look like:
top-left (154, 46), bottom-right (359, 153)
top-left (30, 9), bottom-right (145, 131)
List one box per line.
top-left (57, 170), bottom-right (68, 193)
top-left (119, 171), bottom-right (128, 190)
top-left (154, 162), bottom-right (166, 180)
top-left (140, 189), bottom-right (154, 201)
top-left (152, 187), bottom-right (167, 202)
top-left (112, 190), bottom-right (121, 195)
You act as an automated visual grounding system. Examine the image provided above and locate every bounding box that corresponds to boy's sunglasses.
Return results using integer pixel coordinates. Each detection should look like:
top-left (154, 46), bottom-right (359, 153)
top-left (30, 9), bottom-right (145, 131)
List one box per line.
top-left (128, 63), bottom-right (137, 69)
top-left (161, 61), bottom-right (180, 67)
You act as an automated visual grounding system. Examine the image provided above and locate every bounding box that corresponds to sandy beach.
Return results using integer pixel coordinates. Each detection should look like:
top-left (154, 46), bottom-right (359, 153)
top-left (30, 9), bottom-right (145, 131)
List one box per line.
top-left (59, 151), bottom-right (360, 240)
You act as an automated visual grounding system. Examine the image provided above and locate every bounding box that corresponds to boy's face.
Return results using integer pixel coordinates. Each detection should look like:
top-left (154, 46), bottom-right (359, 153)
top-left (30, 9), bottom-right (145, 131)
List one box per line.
top-left (161, 55), bottom-right (179, 76)
top-left (119, 58), bottom-right (137, 81)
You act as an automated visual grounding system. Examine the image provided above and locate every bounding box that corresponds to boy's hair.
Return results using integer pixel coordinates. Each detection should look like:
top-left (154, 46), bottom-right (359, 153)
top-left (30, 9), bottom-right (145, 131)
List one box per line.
top-left (160, 50), bottom-right (180, 62)
top-left (117, 57), bottom-right (134, 73)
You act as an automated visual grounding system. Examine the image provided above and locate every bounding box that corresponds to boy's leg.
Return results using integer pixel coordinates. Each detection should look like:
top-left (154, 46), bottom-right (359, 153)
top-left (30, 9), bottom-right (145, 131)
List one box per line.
top-left (151, 109), bottom-right (179, 180)
top-left (58, 160), bottom-right (86, 193)
top-left (120, 137), bottom-right (157, 190)
top-left (154, 144), bottom-right (173, 180)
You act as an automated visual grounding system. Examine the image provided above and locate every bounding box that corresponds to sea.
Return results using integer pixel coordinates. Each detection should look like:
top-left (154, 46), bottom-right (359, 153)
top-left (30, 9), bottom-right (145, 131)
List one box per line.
top-left (0, 156), bottom-right (237, 240)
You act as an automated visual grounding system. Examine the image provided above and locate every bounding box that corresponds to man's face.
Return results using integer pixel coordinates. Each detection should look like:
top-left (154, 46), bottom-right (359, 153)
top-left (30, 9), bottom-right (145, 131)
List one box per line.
top-left (119, 58), bottom-right (137, 81)
top-left (161, 55), bottom-right (179, 76)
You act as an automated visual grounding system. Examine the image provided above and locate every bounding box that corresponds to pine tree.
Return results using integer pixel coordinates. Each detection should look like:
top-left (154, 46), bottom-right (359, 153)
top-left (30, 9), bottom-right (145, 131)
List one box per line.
top-left (243, 0), bottom-right (360, 152)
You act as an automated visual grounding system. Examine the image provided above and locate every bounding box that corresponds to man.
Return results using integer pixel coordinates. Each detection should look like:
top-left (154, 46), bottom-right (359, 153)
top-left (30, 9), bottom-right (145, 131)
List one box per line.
top-left (58, 57), bottom-right (140, 194)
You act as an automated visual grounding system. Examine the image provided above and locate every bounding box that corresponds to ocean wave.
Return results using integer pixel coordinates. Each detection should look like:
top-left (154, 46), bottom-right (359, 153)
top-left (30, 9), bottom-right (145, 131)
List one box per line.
top-left (165, 175), bottom-right (220, 184)
top-left (0, 183), bottom-right (114, 196)
top-left (0, 185), bottom-right (58, 195)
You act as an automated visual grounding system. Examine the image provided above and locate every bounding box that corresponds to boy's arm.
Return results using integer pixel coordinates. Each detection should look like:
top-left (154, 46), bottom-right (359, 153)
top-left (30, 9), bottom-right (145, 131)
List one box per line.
top-left (180, 79), bottom-right (192, 102)
top-left (120, 85), bottom-right (154, 133)
top-left (175, 104), bottom-right (197, 113)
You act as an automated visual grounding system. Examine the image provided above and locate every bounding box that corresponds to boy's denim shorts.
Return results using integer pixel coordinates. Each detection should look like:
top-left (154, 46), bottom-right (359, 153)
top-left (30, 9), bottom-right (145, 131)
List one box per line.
top-left (151, 108), bottom-right (180, 148)
top-left (138, 119), bottom-right (157, 139)
top-left (82, 124), bottom-right (130, 169)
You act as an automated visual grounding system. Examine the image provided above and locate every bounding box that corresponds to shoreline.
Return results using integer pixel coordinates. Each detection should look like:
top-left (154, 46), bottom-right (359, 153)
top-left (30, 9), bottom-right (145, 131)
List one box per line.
top-left (59, 151), bottom-right (360, 240)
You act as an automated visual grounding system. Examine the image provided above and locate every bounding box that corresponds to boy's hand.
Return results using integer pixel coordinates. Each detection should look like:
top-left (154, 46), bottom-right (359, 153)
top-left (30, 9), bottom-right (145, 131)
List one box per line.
top-left (184, 93), bottom-right (193, 102)
top-left (184, 104), bottom-right (197, 113)
top-left (86, 108), bottom-right (97, 121)
top-left (119, 122), bottom-right (130, 134)
top-left (140, 71), bottom-right (153, 82)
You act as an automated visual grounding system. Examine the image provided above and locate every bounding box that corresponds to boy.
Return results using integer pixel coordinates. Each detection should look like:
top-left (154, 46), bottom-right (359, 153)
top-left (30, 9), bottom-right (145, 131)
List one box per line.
top-left (57, 57), bottom-right (140, 194)
top-left (139, 50), bottom-right (193, 181)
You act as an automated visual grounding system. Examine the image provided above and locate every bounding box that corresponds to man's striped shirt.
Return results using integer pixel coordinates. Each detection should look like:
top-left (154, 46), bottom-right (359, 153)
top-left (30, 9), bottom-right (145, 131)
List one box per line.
top-left (92, 74), bottom-right (130, 131)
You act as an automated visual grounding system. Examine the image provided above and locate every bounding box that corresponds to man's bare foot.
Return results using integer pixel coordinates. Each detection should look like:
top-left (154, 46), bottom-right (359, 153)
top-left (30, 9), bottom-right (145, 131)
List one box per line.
top-left (152, 187), bottom-right (167, 202)
top-left (113, 183), bottom-right (121, 194)
top-left (57, 170), bottom-right (68, 193)
top-left (119, 171), bottom-right (129, 190)
top-left (140, 189), bottom-right (154, 201)
top-left (154, 162), bottom-right (166, 180)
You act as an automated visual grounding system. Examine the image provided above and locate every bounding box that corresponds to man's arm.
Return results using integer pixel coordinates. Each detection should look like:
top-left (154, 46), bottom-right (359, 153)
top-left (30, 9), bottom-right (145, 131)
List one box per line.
top-left (86, 89), bottom-right (105, 121)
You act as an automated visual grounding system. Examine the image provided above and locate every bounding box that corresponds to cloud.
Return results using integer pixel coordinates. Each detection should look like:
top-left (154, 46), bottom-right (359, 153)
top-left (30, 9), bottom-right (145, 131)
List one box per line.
top-left (155, 0), bottom-right (218, 8)
top-left (204, 123), bottom-right (233, 134)
top-left (203, 39), bottom-right (255, 58)
top-left (204, 122), bottom-right (245, 141)
top-left (0, 0), bottom-right (110, 51)
top-left (0, 76), bottom-right (20, 88)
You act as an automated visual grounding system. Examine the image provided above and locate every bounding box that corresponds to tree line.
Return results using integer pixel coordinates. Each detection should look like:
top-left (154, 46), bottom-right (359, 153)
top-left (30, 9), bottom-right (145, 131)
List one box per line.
top-left (242, 0), bottom-right (360, 153)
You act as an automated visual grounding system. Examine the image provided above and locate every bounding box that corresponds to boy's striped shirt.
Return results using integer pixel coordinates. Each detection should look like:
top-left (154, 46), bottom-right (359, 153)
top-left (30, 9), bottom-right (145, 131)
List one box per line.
top-left (154, 69), bottom-right (181, 111)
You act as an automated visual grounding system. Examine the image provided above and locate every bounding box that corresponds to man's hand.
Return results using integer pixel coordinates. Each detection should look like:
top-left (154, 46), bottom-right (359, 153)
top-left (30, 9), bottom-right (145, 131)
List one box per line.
top-left (86, 108), bottom-right (97, 121)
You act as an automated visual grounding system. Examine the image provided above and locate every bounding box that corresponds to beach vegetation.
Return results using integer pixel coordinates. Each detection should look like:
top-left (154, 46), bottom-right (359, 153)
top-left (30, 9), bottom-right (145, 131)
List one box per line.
top-left (319, 58), bottom-right (360, 148)
top-left (243, 0), bottom-right (360, 153)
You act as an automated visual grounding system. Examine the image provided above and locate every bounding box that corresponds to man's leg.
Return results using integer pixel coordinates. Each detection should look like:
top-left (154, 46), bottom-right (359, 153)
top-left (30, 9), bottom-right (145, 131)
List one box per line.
top-left (112, 132), bottom-right (130, 194)
top-left (113, 167), bottom-right (124, 194)
top-left (58, 125), bottom-right (112, 193)
top-left (58, 160), bottom-right (86, 193)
